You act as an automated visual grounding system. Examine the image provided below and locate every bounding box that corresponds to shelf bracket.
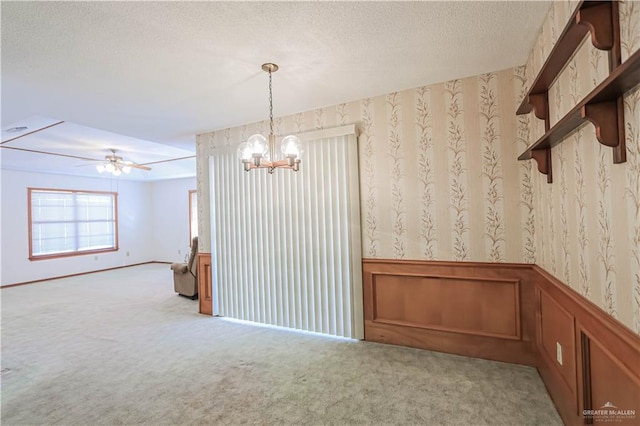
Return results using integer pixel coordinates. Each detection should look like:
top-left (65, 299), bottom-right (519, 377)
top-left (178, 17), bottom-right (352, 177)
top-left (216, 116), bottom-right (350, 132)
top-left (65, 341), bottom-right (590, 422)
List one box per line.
top-left (531, 148), bottom-right (553, 184)
top-left (576, 2), bottom-right (614, 51)
top-left (581, 98), bottom-right (626, 163)
top-left (529, 92), bottom-right (550, 130)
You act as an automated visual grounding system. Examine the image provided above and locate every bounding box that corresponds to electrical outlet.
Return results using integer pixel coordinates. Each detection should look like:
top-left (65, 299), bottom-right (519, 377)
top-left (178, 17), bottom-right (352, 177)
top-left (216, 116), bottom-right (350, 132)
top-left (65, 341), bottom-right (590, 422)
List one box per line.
top-left (556, 342), bottom-right (563, 365)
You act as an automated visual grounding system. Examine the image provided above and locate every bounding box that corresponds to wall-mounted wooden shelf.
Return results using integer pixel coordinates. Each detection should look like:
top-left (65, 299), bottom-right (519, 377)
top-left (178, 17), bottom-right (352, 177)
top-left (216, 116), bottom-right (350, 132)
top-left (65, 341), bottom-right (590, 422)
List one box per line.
top-left (515, 0), bottom-right (633, 184)
top-left (518, 50), bottom-right (640, 180)
top-left (517, 1), bottom-right (620, 120)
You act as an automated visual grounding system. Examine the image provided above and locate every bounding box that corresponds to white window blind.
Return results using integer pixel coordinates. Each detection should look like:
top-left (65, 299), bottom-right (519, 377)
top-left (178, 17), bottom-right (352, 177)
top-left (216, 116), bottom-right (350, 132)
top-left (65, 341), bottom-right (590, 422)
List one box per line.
top-left (209, 125), bottom-right (363, 339)
top-left (29, 189), bottom-right (117, 259)
top-left (189, 190), bottom-right (198, 241)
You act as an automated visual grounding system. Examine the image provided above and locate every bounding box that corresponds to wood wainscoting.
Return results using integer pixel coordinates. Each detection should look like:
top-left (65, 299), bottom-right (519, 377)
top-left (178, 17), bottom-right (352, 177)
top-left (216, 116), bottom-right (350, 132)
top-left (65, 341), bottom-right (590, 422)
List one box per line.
top-left (197, 253), bottom-right (213, 316)
top-left (533, 266), bottom-right (640, 426)
top-left (362, 259), bottom-right (537, 366)
top-left (363, 258), bottom-right (640, 425)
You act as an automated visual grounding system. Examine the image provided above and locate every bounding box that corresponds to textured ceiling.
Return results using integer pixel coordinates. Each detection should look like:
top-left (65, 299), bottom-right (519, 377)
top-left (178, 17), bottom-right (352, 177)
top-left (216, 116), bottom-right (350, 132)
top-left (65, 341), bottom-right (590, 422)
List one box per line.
top-left (1, 118), bottom-right (196, 181)
top-left (1, 1), bottom-right (550, 179)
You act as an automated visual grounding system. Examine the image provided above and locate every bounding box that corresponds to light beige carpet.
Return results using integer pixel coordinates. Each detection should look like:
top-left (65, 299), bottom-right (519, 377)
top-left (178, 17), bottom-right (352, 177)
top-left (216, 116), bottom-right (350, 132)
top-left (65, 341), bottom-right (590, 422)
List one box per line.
top-left (1, 263), bottom-right (561, 425)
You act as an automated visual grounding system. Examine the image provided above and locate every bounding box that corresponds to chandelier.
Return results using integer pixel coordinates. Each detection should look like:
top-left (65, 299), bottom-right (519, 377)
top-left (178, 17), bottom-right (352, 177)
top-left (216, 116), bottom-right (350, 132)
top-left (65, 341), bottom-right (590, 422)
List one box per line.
top-left (236, 63), bottom-right (303, 174)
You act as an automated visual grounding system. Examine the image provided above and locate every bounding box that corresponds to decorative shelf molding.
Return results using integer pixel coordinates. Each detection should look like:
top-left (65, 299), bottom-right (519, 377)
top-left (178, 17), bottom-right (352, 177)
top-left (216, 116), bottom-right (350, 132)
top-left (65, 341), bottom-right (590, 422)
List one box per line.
top-left (531, 148), bottom-right (553, 184)
top-left (515, 0), bottom-right (638, 183)
top-left (518, 49), bottom-right (640, 170)
top-left (517, 1), bottom-right (620, 118)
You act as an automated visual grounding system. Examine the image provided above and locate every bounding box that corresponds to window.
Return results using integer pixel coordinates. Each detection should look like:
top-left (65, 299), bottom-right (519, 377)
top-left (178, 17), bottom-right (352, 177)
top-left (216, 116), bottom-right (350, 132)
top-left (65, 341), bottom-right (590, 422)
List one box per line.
top-left (28, 188), bottom-right (118, 260)
top-left (189, 190), bottom-right (198, 243)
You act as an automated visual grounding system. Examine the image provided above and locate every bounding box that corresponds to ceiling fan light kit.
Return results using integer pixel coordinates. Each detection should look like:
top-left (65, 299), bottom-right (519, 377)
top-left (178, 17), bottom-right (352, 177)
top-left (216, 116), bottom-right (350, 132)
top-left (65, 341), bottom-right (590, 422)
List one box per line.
top-left (96, 162), bottom-right (130, 176)
top-left (96, 149), bottom-right (149, 176)
top-left (236, 63), bottom-right (303, 174)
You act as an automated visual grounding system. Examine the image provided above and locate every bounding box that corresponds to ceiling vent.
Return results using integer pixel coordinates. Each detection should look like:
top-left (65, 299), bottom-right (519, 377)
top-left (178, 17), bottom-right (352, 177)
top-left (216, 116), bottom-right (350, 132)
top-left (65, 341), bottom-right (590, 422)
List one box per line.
top-left (5, 126), bottom-right (28, 133)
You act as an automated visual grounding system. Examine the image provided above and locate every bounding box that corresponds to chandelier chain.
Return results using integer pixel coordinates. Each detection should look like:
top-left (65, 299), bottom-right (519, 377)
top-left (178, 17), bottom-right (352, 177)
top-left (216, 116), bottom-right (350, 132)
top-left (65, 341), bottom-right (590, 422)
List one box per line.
top-left (268, 69), bottom-right (274, 136)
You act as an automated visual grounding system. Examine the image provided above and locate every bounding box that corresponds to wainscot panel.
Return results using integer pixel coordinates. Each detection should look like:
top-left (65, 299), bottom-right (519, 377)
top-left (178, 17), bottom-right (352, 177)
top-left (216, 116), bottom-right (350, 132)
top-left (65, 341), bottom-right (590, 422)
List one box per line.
top-left (362, 259), bottom-right (536, 366)
top-left (584, 334), bottom-right (640, 425)
top-left (372, 273), bottom-right (520, 339)
top-left (363, 259), bottom-right (640, 425)
top-left (533, 266), bottom-right (640, 426)
top-left (536, 286), bottom-right (579, 424)
top-left (197, 253), bottom-right (213, 316)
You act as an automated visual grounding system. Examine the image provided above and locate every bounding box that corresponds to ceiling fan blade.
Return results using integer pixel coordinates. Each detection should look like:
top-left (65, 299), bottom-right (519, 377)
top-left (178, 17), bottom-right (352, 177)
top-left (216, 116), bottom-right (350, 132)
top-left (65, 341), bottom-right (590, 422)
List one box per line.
top-left (128, 163), bottom-right (151, 171)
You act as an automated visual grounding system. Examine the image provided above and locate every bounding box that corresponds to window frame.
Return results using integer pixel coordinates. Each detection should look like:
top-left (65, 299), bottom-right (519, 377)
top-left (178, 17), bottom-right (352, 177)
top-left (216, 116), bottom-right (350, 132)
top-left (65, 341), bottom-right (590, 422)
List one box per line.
top-left (27, 187), bottom-right (119, 261)
top-left (188, 189), bottom-right (198, 245)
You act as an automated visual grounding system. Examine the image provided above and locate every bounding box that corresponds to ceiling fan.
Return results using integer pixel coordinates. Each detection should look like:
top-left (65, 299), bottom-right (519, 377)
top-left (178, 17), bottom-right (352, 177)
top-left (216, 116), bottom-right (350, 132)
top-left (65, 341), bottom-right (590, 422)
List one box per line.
top-left (96, 149), bottom-right (151, 176)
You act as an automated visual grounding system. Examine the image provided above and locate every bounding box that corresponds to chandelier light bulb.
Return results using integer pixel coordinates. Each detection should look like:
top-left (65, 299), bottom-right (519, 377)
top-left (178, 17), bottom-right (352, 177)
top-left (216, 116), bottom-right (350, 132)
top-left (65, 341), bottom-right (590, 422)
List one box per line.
top-left (122, 165), bottom-right (132, 174)
top-left (247, 134), bottom-right (269, 158)
top-left (236, 142), bottom-right (253, 161)
top-left (112, 168), bottom-right (122, 176)
top-left (105, 163), bottom-right (115, 173)
top-left (281, 135), bottom-right (303, 158)
top-left (96, 164), bottom-right (105, 173)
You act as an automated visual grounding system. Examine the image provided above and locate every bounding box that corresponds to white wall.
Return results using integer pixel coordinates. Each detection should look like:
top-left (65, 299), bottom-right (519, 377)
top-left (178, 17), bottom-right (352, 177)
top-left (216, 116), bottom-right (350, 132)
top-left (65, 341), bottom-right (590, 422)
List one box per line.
top-left (0, 169), bottom-right (196, 285)
top-left (0, 169), bottom-right (155, 285)
top-left (150, 177), bottom-right (196, 262)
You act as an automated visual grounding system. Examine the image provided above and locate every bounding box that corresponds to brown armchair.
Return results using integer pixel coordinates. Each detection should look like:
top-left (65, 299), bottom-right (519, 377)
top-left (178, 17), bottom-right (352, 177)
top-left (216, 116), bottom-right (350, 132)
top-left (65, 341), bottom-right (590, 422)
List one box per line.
top-left (171, 236), bottom-right (198, 299)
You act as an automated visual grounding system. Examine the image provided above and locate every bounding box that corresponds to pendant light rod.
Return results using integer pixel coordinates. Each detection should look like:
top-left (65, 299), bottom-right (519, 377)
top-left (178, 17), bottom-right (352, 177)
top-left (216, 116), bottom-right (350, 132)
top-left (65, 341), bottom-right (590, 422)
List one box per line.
top-left (265, 64), bottom-right (276, 159)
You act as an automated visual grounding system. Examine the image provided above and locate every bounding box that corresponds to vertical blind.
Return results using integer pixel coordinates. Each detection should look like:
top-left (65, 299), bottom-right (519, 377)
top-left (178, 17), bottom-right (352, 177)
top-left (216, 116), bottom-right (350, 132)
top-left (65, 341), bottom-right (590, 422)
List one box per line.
top-left (189, 190), bottom-right (198, 241)
top-left (29, 189), bottom-right (117, 258)
top-left (209, 125), bottom-right (363, 338)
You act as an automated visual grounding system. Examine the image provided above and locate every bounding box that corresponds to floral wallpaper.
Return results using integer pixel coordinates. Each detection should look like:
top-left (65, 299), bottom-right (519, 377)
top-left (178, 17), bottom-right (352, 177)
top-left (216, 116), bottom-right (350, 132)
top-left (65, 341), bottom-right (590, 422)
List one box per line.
top-left (523, 0), bottom-right (640, 333)
top-left (197, 67), bottom-right (527, 265)
top-left (196, 0), bottom-right (640, 334)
